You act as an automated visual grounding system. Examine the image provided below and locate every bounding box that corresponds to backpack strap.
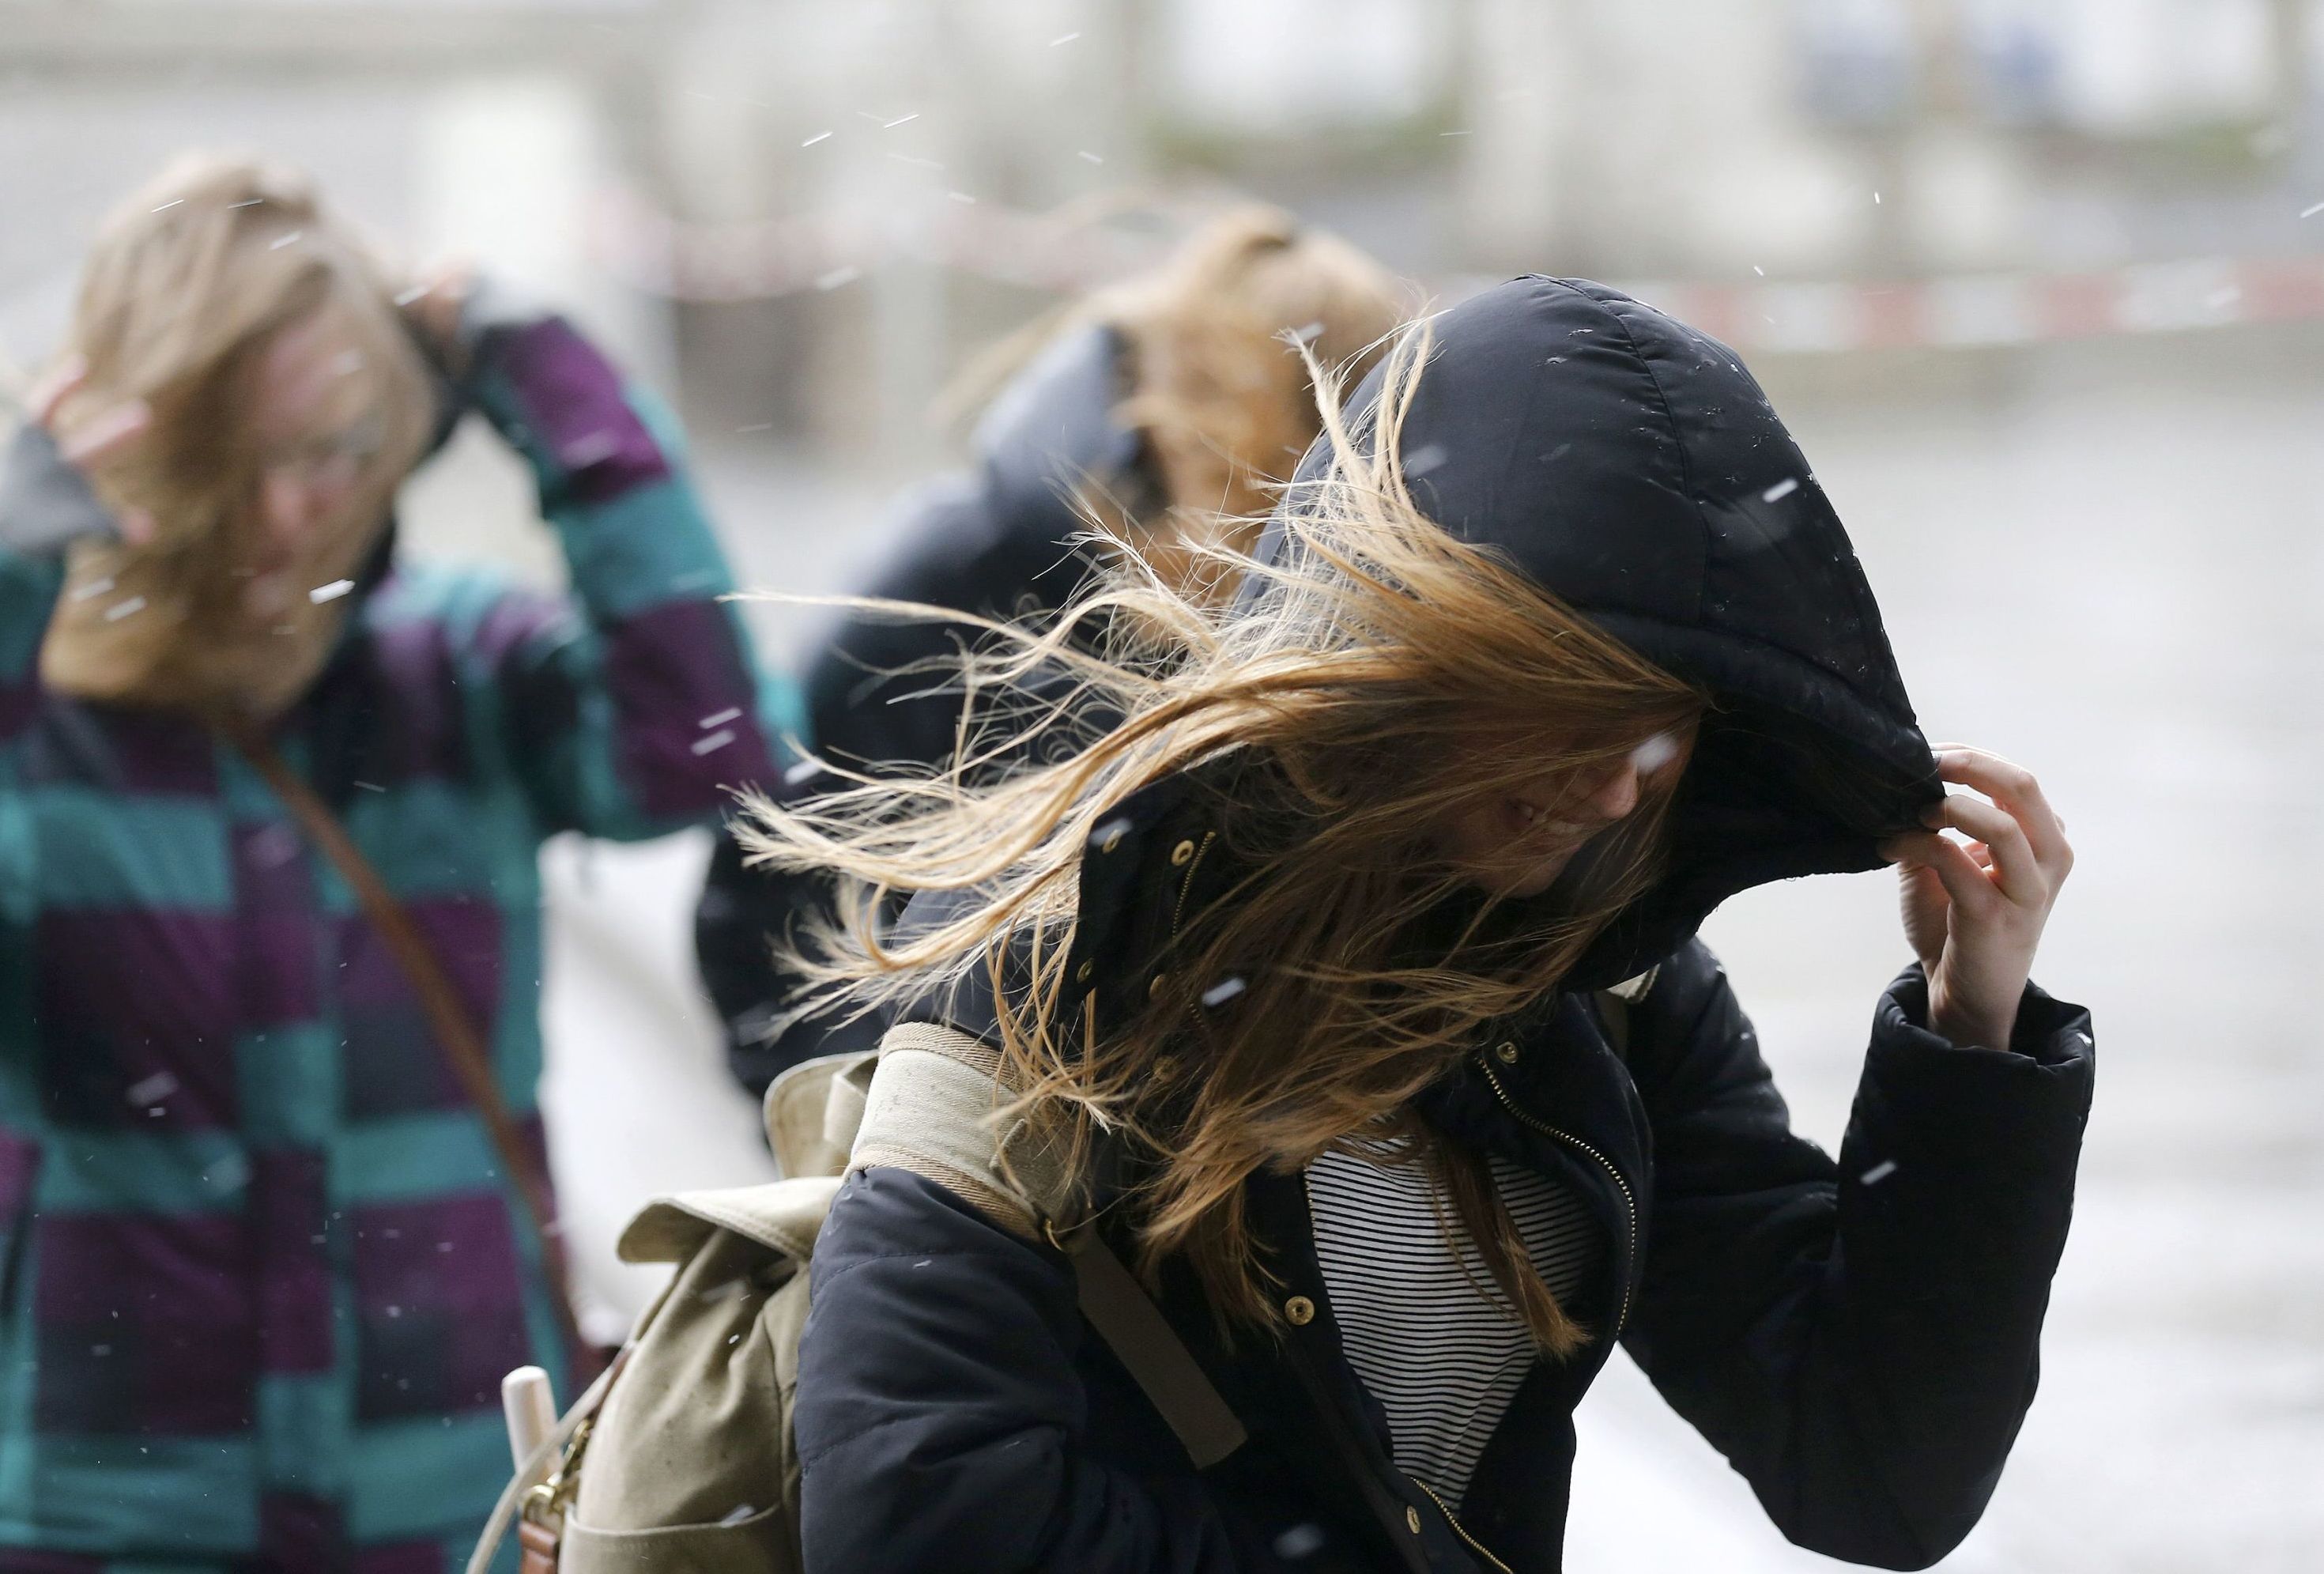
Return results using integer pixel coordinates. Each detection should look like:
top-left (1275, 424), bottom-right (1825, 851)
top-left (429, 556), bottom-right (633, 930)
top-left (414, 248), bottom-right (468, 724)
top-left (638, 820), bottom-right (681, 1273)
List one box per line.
top-left (851, 1023), bottom-right (1248, 1469)
top-left (1061, 1217), bottom-right (1249, 1468)
top-left (464, 1346), bottom-right (631, 1574)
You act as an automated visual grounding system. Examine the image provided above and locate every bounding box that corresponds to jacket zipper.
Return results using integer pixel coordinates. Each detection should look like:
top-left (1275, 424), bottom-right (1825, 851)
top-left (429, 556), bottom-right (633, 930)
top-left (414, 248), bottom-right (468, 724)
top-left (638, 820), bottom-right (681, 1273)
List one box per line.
top-left (1409, 1476), bottom-right (1515, 1574)
top-left (1164, 825), bottom-right (1517, 1572)
top-left (1473, 1055), bottom-right (1639, 1336)
top-left (1170, 830), bottom-right (1217, 937)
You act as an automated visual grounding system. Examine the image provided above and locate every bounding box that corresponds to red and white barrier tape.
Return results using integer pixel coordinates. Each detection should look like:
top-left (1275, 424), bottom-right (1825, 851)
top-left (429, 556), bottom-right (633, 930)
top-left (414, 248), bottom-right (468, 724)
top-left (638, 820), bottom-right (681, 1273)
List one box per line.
top-left (1628, 257), bottom-right (2324, 353)
top-left (590, 187), bottom-right (2324, 353)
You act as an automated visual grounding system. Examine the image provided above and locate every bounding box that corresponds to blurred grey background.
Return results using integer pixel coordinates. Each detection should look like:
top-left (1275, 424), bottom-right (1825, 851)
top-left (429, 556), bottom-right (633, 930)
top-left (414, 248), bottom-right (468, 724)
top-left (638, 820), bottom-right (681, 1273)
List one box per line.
top-left (2, 2), bottom-right (2318, 1568)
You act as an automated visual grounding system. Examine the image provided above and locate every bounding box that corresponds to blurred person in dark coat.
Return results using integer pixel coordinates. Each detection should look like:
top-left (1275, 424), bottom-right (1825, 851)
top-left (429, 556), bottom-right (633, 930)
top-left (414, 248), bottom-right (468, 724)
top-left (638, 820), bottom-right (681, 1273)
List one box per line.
top-left (696, 207), bottom-right (1408, 1096)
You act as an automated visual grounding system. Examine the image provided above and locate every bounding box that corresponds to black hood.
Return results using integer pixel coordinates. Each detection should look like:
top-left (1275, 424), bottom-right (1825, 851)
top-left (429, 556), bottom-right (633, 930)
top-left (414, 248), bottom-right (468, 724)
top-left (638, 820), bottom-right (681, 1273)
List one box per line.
top-left (1258, 276), bottom-right (1941, 987)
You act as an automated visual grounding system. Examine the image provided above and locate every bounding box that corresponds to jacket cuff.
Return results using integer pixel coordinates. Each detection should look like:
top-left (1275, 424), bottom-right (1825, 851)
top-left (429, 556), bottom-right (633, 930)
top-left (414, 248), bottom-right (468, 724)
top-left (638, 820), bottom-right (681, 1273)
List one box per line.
top-left (1881, 962), bottom-right (2093, 1068)
top-left (1859, 964), bottom-right (2094, 1189)
top-left (0, 425), bottom-right (116, 557)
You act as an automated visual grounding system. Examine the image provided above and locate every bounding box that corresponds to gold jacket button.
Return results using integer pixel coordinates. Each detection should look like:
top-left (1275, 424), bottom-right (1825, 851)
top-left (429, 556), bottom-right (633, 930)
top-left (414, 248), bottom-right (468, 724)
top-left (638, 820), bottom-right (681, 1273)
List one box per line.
top-left (1170, 837), bottom-right (1197, 866)
top-left (1405, 1505), bottom-right (1422, 1534)
top-left (1149, 973), bottom-right (1169, 999)
top-left (1076, 959), bottom-right (1094, 984)
top-left (1494, 1040), bottom-right (1519, 1064)
top-left (1283, 1294), bottom-right (1315, 1326)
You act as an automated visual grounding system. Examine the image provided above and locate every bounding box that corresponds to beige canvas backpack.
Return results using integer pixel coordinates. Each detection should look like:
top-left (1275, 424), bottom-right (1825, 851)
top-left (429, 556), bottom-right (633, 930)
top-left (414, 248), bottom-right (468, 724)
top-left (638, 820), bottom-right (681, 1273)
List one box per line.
top-left (466, 1025), bottom-right (1247, 1574)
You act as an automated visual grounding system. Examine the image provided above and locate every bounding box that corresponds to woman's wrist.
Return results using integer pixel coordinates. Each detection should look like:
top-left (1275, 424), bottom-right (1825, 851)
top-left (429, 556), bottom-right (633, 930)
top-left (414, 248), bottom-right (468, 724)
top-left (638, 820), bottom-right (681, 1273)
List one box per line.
top-left (1930, 1002), bottom-right (2018, 1053)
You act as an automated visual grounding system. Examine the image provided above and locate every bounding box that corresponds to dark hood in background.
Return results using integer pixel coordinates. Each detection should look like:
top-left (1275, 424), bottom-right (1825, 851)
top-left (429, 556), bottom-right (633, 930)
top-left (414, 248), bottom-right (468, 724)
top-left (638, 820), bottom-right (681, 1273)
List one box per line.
top-left (1260, 275), bottom-right (1942, 986)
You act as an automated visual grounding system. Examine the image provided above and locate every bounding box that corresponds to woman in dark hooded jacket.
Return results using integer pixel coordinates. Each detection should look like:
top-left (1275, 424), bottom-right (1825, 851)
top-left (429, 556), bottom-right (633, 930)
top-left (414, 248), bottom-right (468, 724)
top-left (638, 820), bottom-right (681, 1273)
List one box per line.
top-left (696, 206), bottom-right (1406, 1093)
top-left (741, 277), bottom-right (2091, 1573)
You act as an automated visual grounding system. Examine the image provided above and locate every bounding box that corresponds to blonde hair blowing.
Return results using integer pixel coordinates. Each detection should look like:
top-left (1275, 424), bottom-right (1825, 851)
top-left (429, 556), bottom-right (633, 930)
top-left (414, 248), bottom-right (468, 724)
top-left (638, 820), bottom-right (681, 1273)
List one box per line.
top-left (1103, 206), bottom-right (1405, 527)
top-left (741, 326), bottom-right (1702, 1349)
top-left (40, 153), bottom-right (436, 719)
top-left (953, 206), bottom-right (1408, 596)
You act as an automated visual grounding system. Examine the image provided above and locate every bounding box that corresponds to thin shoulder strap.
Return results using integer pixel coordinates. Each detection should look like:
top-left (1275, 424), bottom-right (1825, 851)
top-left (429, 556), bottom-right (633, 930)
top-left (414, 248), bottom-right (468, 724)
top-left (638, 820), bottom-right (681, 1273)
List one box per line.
top-left (228, 730), bottom-right (590, 1374)
top-left (853, 1023), bottom-right (1248, 1469)
top-left (1064, 1225), bottom-right (1247, 1468)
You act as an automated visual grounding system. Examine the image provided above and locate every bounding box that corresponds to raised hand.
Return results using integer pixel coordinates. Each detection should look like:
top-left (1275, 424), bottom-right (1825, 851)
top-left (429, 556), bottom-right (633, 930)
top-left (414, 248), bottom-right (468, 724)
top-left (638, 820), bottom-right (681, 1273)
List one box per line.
top-left (25, 353), bottom-right (156, 544)
top-left (396, 259), bottom-right (475, 379)
top-left (1879, 745), bottom-right (2073, 1051)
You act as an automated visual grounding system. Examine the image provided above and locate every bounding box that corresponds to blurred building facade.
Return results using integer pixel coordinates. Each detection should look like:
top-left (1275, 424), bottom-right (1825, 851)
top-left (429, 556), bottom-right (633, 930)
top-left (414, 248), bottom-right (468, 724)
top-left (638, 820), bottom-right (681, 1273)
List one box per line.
top-left (4, 0), bottom-right (2322, 465)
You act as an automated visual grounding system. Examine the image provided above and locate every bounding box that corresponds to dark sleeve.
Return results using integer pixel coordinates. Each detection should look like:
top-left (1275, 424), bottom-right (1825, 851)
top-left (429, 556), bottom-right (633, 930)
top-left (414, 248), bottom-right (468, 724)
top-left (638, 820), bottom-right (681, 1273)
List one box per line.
top-left (1618, 940), bottom-right (2092, 1570)
top-left (806, 477), bottom-right (1094, 778)
top-left (693, 822), bottom-right (885, 1098)
top-left (1, 424), bottom-right (114, 748)
top-left (795, 1166), bottom-right (1245, 1574)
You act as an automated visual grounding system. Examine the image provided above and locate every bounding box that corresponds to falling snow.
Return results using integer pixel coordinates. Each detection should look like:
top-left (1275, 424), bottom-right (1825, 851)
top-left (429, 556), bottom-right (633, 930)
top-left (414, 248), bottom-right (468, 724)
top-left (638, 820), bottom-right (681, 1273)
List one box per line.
top-left (1630, 731), bottom-right (1683, 775)
top-left (561, 430), bottom-right (621, 467)
top-left (1201, 976), bottom-right (1248, 1009)
top-left (1273, 1523), bottom-right (1327, 1559)
top-left (125, 1070), bottom-right (178, 1108)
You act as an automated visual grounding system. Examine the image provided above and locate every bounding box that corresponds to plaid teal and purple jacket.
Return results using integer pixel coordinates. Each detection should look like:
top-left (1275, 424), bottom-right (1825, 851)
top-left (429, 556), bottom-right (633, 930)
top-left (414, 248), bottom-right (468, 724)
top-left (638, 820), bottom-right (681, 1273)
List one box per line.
top-left (0, 311), bottom-right (791, 1568)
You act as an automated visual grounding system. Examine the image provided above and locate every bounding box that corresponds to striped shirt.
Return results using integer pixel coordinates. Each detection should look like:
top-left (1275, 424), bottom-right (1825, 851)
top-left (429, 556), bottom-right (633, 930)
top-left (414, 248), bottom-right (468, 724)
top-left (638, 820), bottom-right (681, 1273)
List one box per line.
top-left (1307, 1140), bottom-right (1602, 1508)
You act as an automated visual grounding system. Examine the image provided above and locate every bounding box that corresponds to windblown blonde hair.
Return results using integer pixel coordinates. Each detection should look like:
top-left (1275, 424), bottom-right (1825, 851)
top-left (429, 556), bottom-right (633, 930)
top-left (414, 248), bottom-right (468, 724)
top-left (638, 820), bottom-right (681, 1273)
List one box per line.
top-left (40, 153), bottom-right (436, 718)
top-left (744, 326), bottom-right (1702, 1351)
top-left (953, 205), bottom-right (1409, 596)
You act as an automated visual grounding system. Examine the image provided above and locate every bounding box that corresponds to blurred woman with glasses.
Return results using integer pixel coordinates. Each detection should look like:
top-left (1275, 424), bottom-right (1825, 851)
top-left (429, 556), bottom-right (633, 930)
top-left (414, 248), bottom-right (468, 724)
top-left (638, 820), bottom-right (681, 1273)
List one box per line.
top-left (0, 153), bottom-right (790, 1572)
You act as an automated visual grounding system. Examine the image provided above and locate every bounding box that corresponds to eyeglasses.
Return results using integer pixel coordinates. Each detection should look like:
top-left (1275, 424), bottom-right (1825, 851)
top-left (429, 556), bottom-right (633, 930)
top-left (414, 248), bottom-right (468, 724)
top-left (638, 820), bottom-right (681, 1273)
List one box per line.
top-left (259, 408), bottom-right (387, 488)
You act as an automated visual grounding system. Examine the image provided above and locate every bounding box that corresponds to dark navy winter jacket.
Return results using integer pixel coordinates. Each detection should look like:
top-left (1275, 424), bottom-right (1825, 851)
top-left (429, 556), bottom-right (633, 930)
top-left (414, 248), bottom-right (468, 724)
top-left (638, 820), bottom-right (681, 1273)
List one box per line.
top-left (696, 323), bottom-right (1152, 1090)
top-left (790, 279), bottom-right (2095, 1572)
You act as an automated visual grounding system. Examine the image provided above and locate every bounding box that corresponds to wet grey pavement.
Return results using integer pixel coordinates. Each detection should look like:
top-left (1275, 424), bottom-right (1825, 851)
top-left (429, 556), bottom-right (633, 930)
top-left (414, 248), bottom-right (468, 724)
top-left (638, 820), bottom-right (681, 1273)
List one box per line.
top-left (494, 323), bottom-right (2324, 1571)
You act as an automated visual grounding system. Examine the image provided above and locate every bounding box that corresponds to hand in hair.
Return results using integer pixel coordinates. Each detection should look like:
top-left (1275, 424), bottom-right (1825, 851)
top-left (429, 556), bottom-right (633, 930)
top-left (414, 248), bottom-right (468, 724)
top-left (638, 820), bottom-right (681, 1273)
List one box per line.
top-left (27, 353), bottom-right (155, 544)
top-left (397, 259), bottom-right (475, 379)
top-left (1881, 745), bottom-right (2074, 1052)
